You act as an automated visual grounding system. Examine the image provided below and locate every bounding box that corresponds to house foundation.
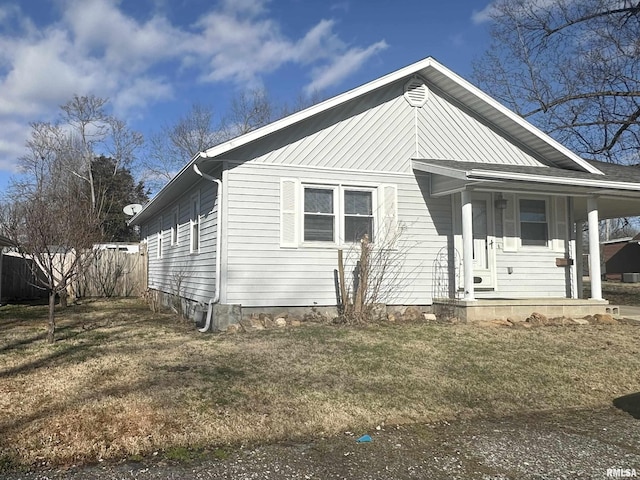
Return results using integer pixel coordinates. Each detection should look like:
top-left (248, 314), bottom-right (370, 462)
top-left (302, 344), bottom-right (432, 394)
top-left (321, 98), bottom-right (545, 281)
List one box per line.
top-left (432, 298), bottom-right (616, 323)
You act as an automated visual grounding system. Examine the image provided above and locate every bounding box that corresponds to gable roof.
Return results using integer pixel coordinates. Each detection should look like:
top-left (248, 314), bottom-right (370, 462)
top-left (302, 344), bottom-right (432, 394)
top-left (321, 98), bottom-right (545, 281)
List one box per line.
top-left (131, 56), bottom-right (602, 225)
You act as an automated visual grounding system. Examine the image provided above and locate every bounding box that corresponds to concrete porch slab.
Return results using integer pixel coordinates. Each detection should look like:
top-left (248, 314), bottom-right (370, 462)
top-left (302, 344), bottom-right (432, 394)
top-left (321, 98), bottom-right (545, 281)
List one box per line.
top-left (432, 298), bottom-right (613, 322)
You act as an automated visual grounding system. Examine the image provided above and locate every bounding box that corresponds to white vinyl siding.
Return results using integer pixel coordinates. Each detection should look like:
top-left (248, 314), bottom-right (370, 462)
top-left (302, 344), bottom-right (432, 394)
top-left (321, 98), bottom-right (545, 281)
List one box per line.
top-left (453, 191), bottom-right (570, 299)
top-left (229, 79), bottom-right (546, 174)
top-left (143, 178), bottom-right (218, 305)
top-left (225, 163), bottom-right (445, 307)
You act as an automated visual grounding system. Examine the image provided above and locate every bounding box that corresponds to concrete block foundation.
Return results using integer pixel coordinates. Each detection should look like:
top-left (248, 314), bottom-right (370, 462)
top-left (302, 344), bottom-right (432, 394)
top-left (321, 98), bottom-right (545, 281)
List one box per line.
top-left (432, 298), bottom-right (612, 323)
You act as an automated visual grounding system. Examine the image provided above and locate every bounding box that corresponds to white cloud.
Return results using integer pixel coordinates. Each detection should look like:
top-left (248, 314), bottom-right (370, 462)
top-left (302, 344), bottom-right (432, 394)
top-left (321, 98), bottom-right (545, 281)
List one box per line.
top-left (472, 0), bottom-right (572, 24)
top-left (0, 0), bottom-right (387, 176)
top-left (0, 119), bottom-right (30, 172)
top-left (305, 40), bottom-right (388, 94)
top-left (472, 3), bottom-right (498, 24)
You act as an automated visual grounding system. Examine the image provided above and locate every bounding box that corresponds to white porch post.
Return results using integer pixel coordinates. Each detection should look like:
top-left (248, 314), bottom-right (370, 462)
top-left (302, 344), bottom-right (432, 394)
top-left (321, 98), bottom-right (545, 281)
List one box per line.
top-left (587, 196), bottom-right (602, 300)
top-left (575, 221), bottom-right (584, 299)
top-left (461, 190), bottom-right (475, 301)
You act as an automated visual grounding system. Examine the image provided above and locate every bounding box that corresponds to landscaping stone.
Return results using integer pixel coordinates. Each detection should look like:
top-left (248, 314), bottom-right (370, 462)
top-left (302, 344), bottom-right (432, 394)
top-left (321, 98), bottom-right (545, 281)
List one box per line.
top-left (225, 324), bottom-right (241, 334)
top-left (573, 318), bottom-right (590, 325)
top-left (423, 313), bottom-right (437, 322)
top-left (475, 318), bottom-right (513, 328)
top-left (403, 306), bottom-right (423, 322)
top-left (289, 319), bottom-right (301, 327)
top-left (370, 303), bottom-right (387, 322)
top-left (274, 317), bottom-right (287, 327)
top-left (526, 312), bottom-right (548, 325)
top-left (593, 313), bottom-right (618, 325)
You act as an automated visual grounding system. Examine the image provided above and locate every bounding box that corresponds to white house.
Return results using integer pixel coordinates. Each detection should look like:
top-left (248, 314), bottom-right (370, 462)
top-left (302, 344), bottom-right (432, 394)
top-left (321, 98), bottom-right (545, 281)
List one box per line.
top-left (130, 57), bottom-right (640, 328)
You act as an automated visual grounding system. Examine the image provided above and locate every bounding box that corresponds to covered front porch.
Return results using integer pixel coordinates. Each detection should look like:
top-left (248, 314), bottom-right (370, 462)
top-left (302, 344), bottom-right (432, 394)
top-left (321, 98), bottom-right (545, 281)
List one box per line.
top-left (414, 158), bottom-right (640, 321)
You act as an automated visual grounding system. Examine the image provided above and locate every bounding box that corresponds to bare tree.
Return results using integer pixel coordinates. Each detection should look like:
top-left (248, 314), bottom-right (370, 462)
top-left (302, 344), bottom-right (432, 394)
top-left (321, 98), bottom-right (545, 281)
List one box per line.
top-left (142, 103), bottom-right (223, 192)
top-left (142, 92), bottom-right (276, 193)
top-left (59, 95), bottom-right (142, 211)
top-left (2, 124), bottom-right (102, 343)
top-left (474, 0), bottom-right (640, 164)
top-left (337, 223), bottom-right (413, 323)
top-left (0, 95), bottom-right (142, 342)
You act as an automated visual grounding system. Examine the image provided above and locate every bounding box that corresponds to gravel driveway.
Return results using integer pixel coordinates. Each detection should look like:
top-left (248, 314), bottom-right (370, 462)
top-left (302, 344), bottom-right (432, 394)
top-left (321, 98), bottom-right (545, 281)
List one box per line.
top-left (5, 405), bottom-right (640, 480)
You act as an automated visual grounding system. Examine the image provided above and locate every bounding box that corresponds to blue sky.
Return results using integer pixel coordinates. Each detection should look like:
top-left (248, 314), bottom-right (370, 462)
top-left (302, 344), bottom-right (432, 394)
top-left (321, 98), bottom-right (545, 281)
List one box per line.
top-left (0, 0), bottom-right (497, 191)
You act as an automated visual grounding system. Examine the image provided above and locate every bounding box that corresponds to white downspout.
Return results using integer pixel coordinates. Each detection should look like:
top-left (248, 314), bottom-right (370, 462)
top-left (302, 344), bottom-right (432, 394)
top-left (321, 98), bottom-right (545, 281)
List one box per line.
top-left (193, 160), bottom-right (222, 332)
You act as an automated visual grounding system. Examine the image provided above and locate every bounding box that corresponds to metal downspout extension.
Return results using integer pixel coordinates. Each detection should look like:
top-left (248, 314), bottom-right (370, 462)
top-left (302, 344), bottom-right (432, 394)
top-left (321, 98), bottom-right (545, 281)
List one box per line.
top-left (193, 159), bottom-right (222, 332)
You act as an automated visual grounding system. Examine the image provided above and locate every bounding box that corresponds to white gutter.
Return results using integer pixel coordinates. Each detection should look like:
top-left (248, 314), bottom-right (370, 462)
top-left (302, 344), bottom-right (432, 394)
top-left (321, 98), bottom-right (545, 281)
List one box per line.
top-left (467, 169), bottom-right (640, 191)
top-left (193, 158), bottom-right (223, 333)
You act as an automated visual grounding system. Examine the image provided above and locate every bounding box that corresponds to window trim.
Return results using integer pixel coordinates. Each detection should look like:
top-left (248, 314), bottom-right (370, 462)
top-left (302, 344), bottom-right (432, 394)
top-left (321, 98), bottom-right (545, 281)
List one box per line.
top-left (300, 183), bottom-right (377, 247)
top-left (171, 206), bottom-right (179, 246)
top-left (518, 196), bottom-right (550, 249)
top-left (190, 192), bottom-right (200, 254)
top-left (342, 187), bottom-right (376, 244)
top-left (302, 185), bottom-right (337, 244)
top-left (157, 217), bottom-right (163, 259)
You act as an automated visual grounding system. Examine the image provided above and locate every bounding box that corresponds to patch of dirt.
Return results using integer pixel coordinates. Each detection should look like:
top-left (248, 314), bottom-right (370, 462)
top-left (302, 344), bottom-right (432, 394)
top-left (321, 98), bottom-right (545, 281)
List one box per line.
top-left (6, 406), bottom-right (640, 480)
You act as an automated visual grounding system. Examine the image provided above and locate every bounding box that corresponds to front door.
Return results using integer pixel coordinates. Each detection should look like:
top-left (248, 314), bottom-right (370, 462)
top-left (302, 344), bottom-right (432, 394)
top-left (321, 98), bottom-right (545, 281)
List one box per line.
top-left (471, 193), bottom-right (496, 289)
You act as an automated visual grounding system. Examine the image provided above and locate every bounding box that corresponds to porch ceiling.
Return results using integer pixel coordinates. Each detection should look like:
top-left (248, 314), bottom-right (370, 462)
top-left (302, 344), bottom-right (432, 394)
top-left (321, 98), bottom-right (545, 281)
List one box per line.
top-left (413, 158), bottom-right (640, 220)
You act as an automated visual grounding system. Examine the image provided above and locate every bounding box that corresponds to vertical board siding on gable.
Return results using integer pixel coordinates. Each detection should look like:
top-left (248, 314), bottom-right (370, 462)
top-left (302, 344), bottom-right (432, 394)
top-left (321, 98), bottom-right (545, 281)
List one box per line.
top-left (145, 178), bottom-right (218, 305)
top-left (234, 81), bottom-right (417, 173)
top-left (227, 78), bottom-right (547, 175)
top-left (224, 164), bottom-right (451, 307)
top-left (416, 87), bottom-right (546, 167)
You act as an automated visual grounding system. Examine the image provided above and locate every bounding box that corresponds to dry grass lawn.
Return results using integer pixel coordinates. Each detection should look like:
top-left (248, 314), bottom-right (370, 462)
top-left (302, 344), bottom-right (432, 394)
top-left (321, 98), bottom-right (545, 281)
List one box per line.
top-left (1, 298), bottom-right (640, 470)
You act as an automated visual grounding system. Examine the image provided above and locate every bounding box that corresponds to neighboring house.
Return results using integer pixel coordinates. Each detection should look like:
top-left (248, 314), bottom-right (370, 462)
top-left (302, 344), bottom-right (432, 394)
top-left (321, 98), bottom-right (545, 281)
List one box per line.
top-left (0, 234), bottom-right (13, 303)
top-left (130, 57), bottom-right (640, 327)
top-left (602, 235), bottom-right (640, 281)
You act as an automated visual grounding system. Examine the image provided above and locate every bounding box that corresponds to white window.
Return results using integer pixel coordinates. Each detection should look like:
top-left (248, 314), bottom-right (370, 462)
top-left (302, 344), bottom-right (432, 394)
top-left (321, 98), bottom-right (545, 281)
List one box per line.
top-left (280, 179), bottom-right (395, 249)
top-left (190, 193), bottom-right (200, 253)
top-left (304, 187), bottom-right (336, 242)
top-left (519, 198), bottom-right (548, 246)
top-left (301, 185), bottom-right (377, 245)
top-left (157, 217), bottom-right (163, 259)
top-left (344, 189), bottom-right (374, 243)
top-left (171, 207), bottom-right (179, 246)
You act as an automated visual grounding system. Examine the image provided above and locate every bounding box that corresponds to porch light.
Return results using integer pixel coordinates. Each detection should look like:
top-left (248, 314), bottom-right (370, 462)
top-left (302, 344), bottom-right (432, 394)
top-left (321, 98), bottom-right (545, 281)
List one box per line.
top-left (494, 194), bottom-right (508, 210)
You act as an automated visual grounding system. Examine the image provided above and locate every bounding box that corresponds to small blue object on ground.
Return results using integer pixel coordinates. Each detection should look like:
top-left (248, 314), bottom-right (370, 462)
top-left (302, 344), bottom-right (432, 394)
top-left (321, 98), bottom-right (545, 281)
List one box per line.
top-left (356, 435), bottom-right (372, 443)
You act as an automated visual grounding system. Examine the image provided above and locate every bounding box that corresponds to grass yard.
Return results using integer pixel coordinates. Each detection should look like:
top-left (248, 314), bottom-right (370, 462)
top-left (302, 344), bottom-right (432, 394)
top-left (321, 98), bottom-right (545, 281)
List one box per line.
top-left (1, 298), bottom-right (640, 470)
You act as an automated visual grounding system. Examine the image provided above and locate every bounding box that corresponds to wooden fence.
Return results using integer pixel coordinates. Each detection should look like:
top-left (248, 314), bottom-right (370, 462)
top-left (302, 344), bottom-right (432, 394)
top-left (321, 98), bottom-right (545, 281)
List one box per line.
top-left (73, 245), bottom-right (148, 298)
top-left (0, 245), bottom-right (148, 302)
top-left (0, 253), bottom-right (47, 301)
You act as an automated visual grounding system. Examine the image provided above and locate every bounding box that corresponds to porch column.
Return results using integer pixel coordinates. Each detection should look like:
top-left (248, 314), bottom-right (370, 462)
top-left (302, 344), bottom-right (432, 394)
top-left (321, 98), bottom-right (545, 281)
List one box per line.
top-left (461, 190), bottom-right (475, 301)
top-left (575, 221), bottom-right (584, 299)
top-left (587, 196), bottom-right (602, 300)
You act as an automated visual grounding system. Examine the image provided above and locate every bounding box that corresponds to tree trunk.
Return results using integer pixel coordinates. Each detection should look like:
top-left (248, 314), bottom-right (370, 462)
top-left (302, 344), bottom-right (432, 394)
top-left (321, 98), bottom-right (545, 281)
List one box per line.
top-left (59, 289), bottom-right (68, 308)
top-left (47, 291), bottom-right (56, 343)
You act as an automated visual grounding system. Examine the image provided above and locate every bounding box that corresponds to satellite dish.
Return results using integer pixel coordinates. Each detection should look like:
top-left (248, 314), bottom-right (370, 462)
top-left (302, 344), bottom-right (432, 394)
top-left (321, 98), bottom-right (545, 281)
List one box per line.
top-left (123, 204), bottom-right (143, 216)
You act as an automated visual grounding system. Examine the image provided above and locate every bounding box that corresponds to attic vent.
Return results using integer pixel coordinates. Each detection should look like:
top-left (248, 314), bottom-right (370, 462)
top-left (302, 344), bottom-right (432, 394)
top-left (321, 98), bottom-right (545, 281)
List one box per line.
top-left (404, 76), bottom-right (428, 107)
